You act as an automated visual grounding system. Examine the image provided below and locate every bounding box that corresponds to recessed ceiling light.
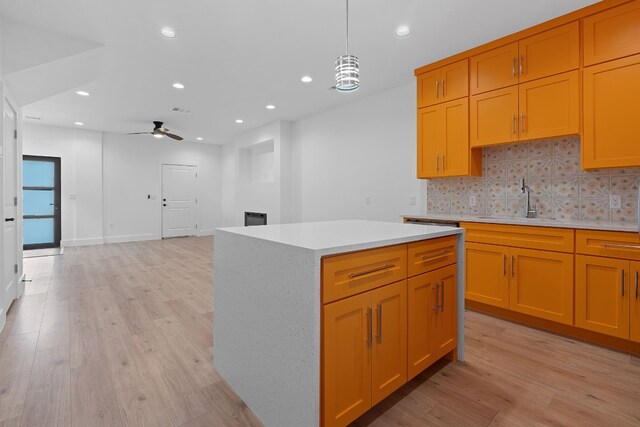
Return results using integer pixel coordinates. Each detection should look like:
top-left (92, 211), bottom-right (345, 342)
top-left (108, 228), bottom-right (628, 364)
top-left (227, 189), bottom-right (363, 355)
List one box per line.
top-left (235, 119), bottom-right (244, 124)
top-left (154, 134), bottom-right (164, 139)
top-left (172, 82), bottom-right (185, 89)
top-left (196, 137), bottom-right (203, 141)
top-left (74, 121), bottom-right (84, 126)
top-left (76, 91), bottom-right (90, 96)
top-left (301, 75), bottom-right (313, 83)
top-left (160, 27), bottom-right (176, 38)
top-left (395, 25), bottom-right (411, 37)
top-left (266, 105), bottom-right (276, 110)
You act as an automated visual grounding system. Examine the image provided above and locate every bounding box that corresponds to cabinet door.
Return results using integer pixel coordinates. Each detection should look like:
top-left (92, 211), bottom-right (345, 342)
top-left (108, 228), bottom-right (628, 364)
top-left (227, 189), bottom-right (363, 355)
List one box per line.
top-left (465, 243), bottom-right (509, 308)
top-left (433, 264), bottom-right (457, 359)
top-left (371, 281), bottom-right (407, 405)
top-left (322, 293), bottom-right (372, 427)
top-left (583, 0), bottom-right (640, 66)
top-left (470, 43), bottom-right (519, 95)
top-left (470, 86), bottom-right (518, 148)
top-left (441, 98), bottom-right (469, 177)
top-left (417, 69), bottom-right (441, 108)
top-left (407, 271), bottom-right (438, 380)
top-left (518, 22), bottom-right (579, 83)
top-left (441, 59), bottom-right (469, 102)
top-left (583, 54), bottom-right (640, 169)
top-left (575, 255), bottom-right (629, 339)
top-left (631, 262), bottom-right (640, 344)
top-left (518, 70), bottom-right (579, 142)
top-left (417, 106), bottom-right (442, 178)
top-left (509, 248), bottom-right (574, 325)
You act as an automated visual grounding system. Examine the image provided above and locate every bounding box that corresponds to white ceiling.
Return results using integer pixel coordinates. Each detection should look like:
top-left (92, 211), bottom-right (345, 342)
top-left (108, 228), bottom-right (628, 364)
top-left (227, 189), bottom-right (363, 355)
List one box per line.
top-left (0, 0), bottom-right (599, 144)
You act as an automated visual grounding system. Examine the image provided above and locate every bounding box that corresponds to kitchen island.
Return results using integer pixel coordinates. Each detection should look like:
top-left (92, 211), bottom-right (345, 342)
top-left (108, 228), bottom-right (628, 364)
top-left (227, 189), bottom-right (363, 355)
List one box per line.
top-left (213, 220), bottom-right (465, 427)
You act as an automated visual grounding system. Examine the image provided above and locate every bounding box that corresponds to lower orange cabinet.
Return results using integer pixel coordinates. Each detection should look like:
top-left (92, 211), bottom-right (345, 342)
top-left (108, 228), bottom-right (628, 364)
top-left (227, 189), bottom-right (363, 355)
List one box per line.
top-left (465, 243), bottom-right (573, 325)
top-left (575, 255), bottom-right (631, 339)
top-left (631, 262), bottom-right (640, 344)
top-left (322, 280), bottom-right (407, 427)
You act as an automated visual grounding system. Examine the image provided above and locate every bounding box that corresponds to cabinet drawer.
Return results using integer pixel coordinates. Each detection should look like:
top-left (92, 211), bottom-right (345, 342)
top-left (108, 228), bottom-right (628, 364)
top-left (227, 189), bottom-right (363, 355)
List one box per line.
top-left (576, 229), bottom-right (640, 261)
top-left (461, 222), bottom-right (574, 253)
top-left (408, 236), bottom-right (457, 277)
top-left (322, 245), bottom-right (407, 304)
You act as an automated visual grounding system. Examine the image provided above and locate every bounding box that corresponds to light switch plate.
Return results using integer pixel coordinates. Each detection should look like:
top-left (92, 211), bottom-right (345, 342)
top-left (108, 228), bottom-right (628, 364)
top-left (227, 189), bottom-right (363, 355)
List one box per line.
top-left (410, 195), bottom-right (416, 206)
top-left (610, 195), bottom-right (622, 209)
top-left (469, 194), bottom-right (477, 207)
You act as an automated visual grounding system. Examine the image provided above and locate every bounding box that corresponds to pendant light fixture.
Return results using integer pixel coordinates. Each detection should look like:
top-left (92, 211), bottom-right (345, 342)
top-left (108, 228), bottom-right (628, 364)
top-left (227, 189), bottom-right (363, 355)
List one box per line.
top-left (334, 0), bottom-right (359, 92)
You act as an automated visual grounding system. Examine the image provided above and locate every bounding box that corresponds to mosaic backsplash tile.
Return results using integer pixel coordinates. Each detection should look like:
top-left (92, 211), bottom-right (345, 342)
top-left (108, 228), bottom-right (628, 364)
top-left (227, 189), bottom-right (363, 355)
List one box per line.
top-left (426, 136), bottom-right (640, 224)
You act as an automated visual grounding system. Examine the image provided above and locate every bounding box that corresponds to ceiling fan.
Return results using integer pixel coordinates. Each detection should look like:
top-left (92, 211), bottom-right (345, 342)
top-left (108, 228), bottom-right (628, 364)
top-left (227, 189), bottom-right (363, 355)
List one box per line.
top-left (127, 121), bottom-right (184, 141)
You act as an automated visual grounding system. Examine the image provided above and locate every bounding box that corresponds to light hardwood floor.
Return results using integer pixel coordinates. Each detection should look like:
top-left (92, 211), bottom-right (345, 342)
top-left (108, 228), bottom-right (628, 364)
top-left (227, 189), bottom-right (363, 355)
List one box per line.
top-left (0, 236), bottom-right (639, 426)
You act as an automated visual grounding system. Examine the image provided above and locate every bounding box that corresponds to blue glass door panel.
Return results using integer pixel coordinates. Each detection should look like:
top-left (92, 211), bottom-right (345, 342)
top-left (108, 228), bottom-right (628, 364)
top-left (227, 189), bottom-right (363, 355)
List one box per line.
top-left (23, 190), bottom-right (54, 216)
top-left (22, 156), bottom-right (61, 249)
top-left (23, 218), bottom-right (54, 245)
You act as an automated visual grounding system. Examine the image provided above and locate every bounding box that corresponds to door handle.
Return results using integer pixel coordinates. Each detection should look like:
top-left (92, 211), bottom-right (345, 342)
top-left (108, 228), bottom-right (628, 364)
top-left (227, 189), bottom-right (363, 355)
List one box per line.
top-left (440, 281), bottom-right (445, 312)
top-left (441, 79), bottom-right (445, 98)
top-left (520, 113), bottom-right (525, 133)
top-left (376, 304), bottom-right (382, 343)
top-left (503, 255), bottom-right (507, 276)
top-left (436, 155), bottom-right (439, 172)
top-left (635, 271), bottom-right (638, 300)
top-left (512, 114), bottom-right (517, 135)
top-left (435, 80), bottom-right (439, 99)
top-left (512, 57), bottom-right (516, 77)
top-left (433, 283), bottom-right (440, 313)
top-left (367, 307), bottom-right (373, 348)
top-left (5, 218), bottom-right (15, 222)
top-left (511, 256), bottom-right (515, 277)
top-left (519, 55), bottom-right (524, 76)
top-left (622, 270), bottom-right (626, 297)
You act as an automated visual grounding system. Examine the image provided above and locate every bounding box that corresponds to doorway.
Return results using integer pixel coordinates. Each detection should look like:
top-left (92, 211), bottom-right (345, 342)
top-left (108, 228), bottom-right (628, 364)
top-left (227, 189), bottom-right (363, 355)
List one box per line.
top-left (161, 164), bottom-right (197, 238)
top-left (3, 99), bottom-right (19, 308)
top-left (22, 155), bottom-right (61, 249)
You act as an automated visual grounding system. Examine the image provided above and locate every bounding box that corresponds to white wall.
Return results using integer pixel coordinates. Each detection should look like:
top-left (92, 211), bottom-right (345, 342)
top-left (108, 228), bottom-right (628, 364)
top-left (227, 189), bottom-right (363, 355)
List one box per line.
top-left (102, 133), bottom-right (222, 242)
top-left (22, 123), bottom-right (104, 246)
top-left (23, 123), bottom-right (223, 245)
top-left (290, 82), bottom-right (425, 223)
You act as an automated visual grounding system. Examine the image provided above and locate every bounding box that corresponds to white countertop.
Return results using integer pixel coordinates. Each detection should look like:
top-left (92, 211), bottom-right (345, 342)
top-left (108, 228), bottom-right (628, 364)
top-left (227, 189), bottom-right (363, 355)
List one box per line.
top-left (215, 219), bottom-right (463, 255)
top-left (403, 213), bottom-right (639, 232)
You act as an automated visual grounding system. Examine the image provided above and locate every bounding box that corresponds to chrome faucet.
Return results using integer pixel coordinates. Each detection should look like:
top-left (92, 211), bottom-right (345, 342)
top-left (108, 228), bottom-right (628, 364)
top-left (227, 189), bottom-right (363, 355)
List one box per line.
top-left (519, 177), bottom-right (537, 218)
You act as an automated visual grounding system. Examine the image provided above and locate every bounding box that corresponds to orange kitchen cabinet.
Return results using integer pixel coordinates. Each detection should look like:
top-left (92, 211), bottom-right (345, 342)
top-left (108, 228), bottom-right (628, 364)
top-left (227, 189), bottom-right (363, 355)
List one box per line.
top-left (583, 54), bottom-right (640, 169)
top-left (371, 281), bottom-right (407, 405)
top-left (518, 22), bottom-right (579, 83)
top-left (417, 59), bottom-right (468, 108)
top-left (322, 292), bottom-right (372, 427)
top-left (470, 86), bottom-right (519, 147)
top-left (470, 43), bottom-right (519, 95)
top-left (575, 255), bottom-right (630, 339)
top-left (465, 242), bottom-right (510, 308)
top-left (408, 265), bottom-right (457, 380)
top-left (509, 247), bottom-right (574, 325)
top-left (417, 98), bottom-right (480, 178)
top-left (583, 0), bottom-right (640, 66)
top-left (432, 264), bottom-right (457, 358)
top-left (631, 261), bottom-right (640, 343)
top-left (518, 71), bottom-right (579, 141)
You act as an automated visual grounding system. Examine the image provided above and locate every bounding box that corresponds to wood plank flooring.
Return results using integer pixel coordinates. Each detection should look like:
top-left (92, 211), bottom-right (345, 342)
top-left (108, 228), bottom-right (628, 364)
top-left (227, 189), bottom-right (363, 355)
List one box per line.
top-left (0, 236), bottom-right (638, 426)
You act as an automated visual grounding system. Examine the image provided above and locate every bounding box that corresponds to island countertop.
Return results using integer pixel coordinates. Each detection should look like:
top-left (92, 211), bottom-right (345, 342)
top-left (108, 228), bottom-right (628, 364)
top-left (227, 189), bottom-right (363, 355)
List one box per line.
top-left (215, 219), bottom-right (463, 256)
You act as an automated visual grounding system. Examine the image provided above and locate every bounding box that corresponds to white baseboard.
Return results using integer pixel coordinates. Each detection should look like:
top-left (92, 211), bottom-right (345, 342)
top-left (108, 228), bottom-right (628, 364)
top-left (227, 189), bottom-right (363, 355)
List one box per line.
top-left (104, 234), bottom-right (160, 244)
top-left (197, 229), bottom-right (215, 236)
top-left (61, 237), bottom-right (105, 247)
top-left (0, 309), bottom-right (5, 335)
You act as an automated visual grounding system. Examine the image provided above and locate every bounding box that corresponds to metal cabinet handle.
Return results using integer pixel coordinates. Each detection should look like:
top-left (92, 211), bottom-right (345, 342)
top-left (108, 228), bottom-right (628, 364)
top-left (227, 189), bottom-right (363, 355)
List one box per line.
top-left (442, 155), bottom-right (445, 171)
top-left (635, 271), bottom-right (638, 300)
top-left (601, 243), bottom-right (640, 250)
top-left (433, 283), bottom-right (440, 313)
top-left (441, 80), bottom-right (445, 98)
top-left (436, 80), bottom-right (439, 99)
top-left (519, 55), bottom-right (524, 76)
top-left (622, 270), bottom-right (626, 297)
top-left (440, 281), bottom-right (445, 312)
top-left (349, 264), bottom-right (395, 279)
top-left (512, 57), bottom-right (516, 77)
top-left (512, 114), bottom-right (517, 135)
top-left (436, 155), bottom-right (439, 172)
top-left (422, 251), bottom-right (449, 262)
top-left (503, 255), bottom-right (507, 276)
top-left (367, 307), bottom-right (373, 348)
top-left (520, 113), bottom-right (525, 133)
top-left (511, 256), bottom-right (515, 277)
top-left (376, 304), bottom-right (382, 343)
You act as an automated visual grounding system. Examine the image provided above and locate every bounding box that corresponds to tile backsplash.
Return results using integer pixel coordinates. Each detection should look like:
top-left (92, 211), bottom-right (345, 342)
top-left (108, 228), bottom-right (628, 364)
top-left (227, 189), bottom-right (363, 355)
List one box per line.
top-left (426, 136), bottom-right (639, 224)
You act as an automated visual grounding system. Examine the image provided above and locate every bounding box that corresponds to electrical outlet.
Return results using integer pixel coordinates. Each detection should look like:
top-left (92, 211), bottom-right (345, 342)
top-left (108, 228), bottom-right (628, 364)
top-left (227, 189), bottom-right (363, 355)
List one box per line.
top-left (610, 195), bottom-right (622, 209)
top-left (410, 195), bottom-right (416, 206)
top-left (469, 194), bottom-right (477, 207)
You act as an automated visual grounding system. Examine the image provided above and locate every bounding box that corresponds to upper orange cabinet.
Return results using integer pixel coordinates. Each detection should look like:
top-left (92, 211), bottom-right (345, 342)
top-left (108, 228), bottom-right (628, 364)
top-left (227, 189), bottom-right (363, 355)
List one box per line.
top-left (417, 59), bottom-right (468, 108)
top-left (470, 22), bottom-right (579, 95)
top-left (584, 0), bottom-right (640, 66)
top-left (583, 54), bottom-right (640, 169)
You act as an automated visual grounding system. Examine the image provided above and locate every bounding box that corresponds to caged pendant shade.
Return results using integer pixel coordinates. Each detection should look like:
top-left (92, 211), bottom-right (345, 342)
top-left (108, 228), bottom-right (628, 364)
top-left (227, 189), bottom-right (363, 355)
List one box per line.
top-left (334, 0), bottom-right (359, 92)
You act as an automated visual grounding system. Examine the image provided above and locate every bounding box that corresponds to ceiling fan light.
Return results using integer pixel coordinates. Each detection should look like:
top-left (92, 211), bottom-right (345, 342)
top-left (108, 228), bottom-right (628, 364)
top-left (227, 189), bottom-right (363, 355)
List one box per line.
top-left (160, 27), bottom-right (176, 38)
top-left (154, 134), bottom-right (164, 138)
top-left (335, 54), bottom-right (359, 92)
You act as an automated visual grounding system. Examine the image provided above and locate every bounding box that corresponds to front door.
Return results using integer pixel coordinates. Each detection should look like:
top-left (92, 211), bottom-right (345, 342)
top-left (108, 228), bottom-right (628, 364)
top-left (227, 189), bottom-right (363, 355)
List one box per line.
top-left (22, 155), bottom-right (61, 249)
top-left (3, 99), bottom-right (18, 308)
top-left (161, 164), bottom-right (197, 238)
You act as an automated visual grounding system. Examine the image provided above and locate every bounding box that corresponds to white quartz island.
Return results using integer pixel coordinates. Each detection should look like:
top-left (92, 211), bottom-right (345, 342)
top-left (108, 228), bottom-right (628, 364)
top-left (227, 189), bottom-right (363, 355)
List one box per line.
top-left (213, 220), bottom-right (465, 427)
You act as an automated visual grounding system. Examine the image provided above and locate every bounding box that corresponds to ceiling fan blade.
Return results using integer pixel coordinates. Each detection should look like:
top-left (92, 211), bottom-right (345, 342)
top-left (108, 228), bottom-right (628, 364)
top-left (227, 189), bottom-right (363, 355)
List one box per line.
top-left (127, 132), bottom-right (153, 135)
top-left (163, 132), bottom-right (184, 141)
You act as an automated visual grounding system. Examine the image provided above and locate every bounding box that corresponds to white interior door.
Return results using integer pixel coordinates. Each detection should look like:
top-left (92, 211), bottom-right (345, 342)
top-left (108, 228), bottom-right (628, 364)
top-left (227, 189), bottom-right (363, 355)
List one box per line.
top-left (162, 164), bottom-right (197, 238)
top-left (3, 99), bottom-right (18, 309)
